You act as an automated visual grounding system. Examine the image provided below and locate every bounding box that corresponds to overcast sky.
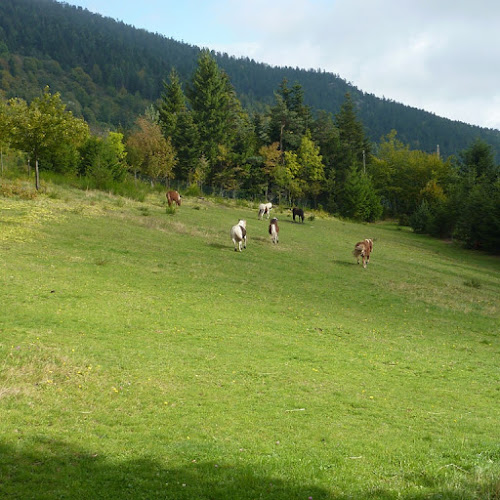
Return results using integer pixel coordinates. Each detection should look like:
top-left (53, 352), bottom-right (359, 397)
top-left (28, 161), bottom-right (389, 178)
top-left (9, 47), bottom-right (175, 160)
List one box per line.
top-left (67, 0), bottom-right (500, 131)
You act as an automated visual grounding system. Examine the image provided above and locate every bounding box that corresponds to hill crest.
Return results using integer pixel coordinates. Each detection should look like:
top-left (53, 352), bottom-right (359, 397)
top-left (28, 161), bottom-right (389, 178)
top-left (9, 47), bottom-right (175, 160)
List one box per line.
top-left (1, 0), bottom-right (500, 158)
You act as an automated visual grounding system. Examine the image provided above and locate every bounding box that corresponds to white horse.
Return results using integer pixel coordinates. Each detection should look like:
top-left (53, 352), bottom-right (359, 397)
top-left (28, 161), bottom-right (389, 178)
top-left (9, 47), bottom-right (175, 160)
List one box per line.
top-left (258, 202), bottom-right (272, 220)
top-left (230, 219), bottom-right (247, 252)
top-left (269, 217), bottom-right (279, 244)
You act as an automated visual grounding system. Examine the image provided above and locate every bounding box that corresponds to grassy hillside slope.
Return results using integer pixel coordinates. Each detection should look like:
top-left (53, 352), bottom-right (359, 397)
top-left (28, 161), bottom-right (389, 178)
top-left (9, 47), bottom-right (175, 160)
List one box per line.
top-left (1, 181), bottom-right (499, 499)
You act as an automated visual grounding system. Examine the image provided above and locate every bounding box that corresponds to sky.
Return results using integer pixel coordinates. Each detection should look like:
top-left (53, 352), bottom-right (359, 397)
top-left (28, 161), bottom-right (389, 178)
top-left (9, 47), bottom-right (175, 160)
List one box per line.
top-left (66, 0), bottom-right (500, 131)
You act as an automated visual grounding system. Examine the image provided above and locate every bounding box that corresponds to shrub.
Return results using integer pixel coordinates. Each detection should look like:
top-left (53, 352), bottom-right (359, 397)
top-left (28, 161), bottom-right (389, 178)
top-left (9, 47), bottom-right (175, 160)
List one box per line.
top-left (184, 184), bottom-right (202, 197)
top-left (410, 200), bottom-right (433, 234)
top-left (398, 214), bottom-right (411, 226)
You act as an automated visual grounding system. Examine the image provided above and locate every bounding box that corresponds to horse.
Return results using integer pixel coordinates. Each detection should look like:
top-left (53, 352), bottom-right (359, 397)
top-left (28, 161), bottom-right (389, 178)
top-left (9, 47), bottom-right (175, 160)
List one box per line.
top-left (353, 239), bottom-right (374, 268)
top-left (230, 219), bottom-right (247, 252)
top-left (292, 207), bottom-right (304, 223)
top-left (258, 202), bottom-right (272, 220)
top-left (166, 190), bottom-right (182, 207)
top-left (269, 217), bottom-right (279, 244)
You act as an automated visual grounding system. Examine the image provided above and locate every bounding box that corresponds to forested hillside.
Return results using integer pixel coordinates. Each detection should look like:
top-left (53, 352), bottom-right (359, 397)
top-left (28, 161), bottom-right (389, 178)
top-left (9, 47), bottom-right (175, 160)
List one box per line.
top-left (1, 0), bottom-right (500, 158)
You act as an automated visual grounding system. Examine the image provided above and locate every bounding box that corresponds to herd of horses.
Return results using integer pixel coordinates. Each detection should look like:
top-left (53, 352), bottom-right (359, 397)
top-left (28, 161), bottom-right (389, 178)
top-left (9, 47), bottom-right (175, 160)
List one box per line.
top-left (167, 191), bottom-right (374, 267)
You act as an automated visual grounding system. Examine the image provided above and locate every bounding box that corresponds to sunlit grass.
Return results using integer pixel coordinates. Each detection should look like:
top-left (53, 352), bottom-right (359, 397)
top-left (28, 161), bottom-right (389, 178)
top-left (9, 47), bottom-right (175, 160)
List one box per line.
top-left (1, 181), bottom-right (499, 499)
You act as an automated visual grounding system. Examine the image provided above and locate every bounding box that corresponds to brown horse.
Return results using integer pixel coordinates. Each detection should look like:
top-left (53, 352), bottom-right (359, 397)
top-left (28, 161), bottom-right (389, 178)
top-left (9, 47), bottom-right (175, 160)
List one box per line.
top-left (292, 207), bottom-right (304, 223)
top-left (353, 239), bottom-right (373, 268)
top-left (166, 190), bottom-right (181, 207)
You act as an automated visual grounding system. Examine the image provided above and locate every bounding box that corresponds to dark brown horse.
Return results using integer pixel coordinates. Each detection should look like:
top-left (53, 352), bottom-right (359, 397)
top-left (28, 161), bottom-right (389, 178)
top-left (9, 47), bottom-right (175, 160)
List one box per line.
top-left (292, 207), bottom-right (304, 223)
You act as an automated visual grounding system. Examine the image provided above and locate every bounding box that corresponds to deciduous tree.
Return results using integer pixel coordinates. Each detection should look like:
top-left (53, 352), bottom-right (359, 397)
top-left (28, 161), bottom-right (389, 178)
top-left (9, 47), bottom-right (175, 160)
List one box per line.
top-left (127, 116), bottom-right (176, 185)
top-left (9, 87), bottom-right (88, 189)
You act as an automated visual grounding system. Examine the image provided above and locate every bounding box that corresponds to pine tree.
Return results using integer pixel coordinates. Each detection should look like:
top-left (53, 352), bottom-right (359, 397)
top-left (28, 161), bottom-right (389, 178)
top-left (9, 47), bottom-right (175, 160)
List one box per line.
top-left (158, 68), bottom-right (199, 181)
top-left (187, 50), bottom-right (232, 178)
top-left (158, 68), bottom-right (186, 138)
top-left (341, 165), bottom-right (382, 221)
top-left (334, 93), bottom-right (370, 184)
top-left (269, 79), bottom-right (312, 153)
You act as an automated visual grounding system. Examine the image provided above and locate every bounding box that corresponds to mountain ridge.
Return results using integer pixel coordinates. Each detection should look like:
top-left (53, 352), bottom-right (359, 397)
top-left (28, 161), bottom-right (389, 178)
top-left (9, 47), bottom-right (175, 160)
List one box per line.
top-left (1, 0), bottom-right (500, 158)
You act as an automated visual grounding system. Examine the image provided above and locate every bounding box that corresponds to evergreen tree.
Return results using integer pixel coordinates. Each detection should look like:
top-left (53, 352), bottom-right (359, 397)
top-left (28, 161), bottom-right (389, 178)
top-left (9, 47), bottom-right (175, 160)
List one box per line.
top-left (334, 93), bottom-right (370, 183)
top-left (341, 165), bottom-right (382, 221)
top-left (78, 131), bottom-right (128, 186)
top-left (158, 68), bottom-right (199, 181)
top-left (158, 68), bottom-right (186, 138)
top-left (459, 138), bottom-right (499, 180)
top-left (187, 50), bottom-right (232, 181)
top-left (268, 79), bottom-right (312, 153)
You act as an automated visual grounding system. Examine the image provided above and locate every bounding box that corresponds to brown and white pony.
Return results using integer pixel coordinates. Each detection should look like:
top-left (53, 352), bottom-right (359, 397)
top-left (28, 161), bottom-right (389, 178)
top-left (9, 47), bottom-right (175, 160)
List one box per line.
top-left (353, 239), bottom-right (373, 268)
top-left (230, 219), bottom-right (247, 252)
top-left (258, 202), bottom-right (272, 220)
top-left (166, 190), bottom-right (182, 206)
top-left (269, 217), bottom-right (279, 244)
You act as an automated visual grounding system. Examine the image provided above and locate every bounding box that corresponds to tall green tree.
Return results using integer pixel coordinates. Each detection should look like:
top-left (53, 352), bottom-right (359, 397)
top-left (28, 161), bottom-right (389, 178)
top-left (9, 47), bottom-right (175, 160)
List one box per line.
top-left (450, 139), bottom-right (500, 251)
top-left (158, 68), bottom-right (199, 181)
top-left (158, 68), bottom-right (186, 137)
top-left (187, 50), bottom-right (232, 180)
top-left (334, 93), bottom-right (370, 181)
top-left (458, 137), bottom-right (499, 180)
top-left (342, 165), bottom-right (382, 221)
top-left (78, 132), bottom-right (128, 186)
top-left (9, 87), bottom-right (89, 189)
top-left (268, 79), bottom-right (312, 153)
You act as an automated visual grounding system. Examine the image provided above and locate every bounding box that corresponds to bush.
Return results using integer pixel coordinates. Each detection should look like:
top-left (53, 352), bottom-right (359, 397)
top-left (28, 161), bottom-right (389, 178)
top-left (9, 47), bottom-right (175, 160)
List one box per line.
top-left (184, 184), bottom-right (202, 197)
top-left (398, 214), bottom-right (411, 226)
top-left (410, 200), bottom-right (433, 234)
top-left (0, 179), bottom-right (38, 199)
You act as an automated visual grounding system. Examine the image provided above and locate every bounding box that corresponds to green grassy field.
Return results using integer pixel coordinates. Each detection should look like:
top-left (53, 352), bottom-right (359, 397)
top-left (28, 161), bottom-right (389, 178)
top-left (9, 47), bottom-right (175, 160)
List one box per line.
top-left (1, 180), bottom-right (499, 499)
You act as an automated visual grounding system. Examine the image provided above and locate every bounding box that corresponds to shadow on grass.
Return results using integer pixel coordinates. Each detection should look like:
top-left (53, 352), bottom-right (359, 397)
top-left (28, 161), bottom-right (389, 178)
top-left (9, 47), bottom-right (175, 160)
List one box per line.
top-left (281, 219), bottom-right (306, 225)
top-left (1, 439), bottom-right (497, 500)
top-left (0, 439), bottom-right (329, 500)
top-left (206, 242), bottom-right (228, 250)
top-left (331, 259), bottom-right (358, 267)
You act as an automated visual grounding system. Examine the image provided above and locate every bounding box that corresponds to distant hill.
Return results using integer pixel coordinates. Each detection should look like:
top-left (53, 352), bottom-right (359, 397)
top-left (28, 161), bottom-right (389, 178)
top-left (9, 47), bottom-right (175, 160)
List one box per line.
top-left (1, 0), bottom-right (500, 159)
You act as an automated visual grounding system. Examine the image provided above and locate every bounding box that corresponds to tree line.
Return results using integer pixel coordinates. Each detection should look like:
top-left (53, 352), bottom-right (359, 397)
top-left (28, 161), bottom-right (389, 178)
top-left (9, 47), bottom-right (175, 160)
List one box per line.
top-left (1, 50), bottom-right (499, 252)
top-left (2, 0), bottom-right (500, 160)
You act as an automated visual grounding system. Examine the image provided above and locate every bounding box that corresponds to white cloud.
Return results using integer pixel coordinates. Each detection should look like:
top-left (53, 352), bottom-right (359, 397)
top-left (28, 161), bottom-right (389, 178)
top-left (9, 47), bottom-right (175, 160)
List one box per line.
top-left (205, 0), bottom-right (500, 129)
top-left (68, 0), bottom-right (500, 130)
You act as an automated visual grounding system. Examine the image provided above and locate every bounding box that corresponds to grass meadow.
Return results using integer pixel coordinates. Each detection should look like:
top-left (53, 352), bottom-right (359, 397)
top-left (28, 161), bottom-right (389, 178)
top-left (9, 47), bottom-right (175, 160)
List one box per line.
top-left (1, 179), bottom-right (499, 499)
